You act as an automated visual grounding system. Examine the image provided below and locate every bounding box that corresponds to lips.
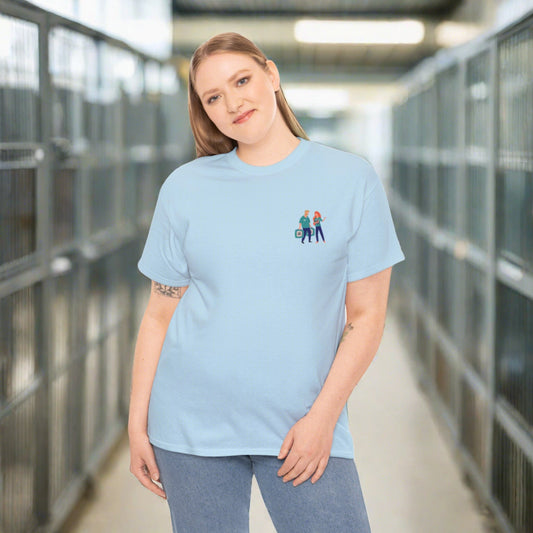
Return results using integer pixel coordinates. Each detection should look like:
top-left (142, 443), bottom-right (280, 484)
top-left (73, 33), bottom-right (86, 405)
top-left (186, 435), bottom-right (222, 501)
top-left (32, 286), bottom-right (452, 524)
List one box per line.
top-left (233, 109), bottom-right (255, 124)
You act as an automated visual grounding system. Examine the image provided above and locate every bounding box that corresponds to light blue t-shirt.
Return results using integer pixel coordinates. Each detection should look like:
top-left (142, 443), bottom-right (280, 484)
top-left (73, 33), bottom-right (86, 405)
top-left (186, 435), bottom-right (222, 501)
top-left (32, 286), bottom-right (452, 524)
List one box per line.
top-left (137, 136), bottom-right (405, 459)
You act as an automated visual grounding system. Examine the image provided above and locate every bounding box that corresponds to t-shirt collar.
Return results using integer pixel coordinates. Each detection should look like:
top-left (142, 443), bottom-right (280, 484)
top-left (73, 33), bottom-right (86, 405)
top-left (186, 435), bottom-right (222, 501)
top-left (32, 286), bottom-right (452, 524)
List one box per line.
top-left (226, 136), bottom-right (310, 175)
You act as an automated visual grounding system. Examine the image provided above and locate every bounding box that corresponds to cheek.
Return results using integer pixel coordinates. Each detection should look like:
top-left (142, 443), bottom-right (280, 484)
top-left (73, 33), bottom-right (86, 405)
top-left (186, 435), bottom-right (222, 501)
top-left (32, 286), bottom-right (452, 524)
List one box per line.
top-left (262, 88), bottom-right (278, 116)
top-left (204, 107), bottom-right (223, 126)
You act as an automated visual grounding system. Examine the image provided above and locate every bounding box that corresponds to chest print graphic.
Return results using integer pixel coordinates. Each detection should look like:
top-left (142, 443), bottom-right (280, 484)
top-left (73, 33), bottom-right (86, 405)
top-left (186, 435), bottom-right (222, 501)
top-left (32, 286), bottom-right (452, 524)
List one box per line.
top-left (295, 210), bottom-right (326, 243)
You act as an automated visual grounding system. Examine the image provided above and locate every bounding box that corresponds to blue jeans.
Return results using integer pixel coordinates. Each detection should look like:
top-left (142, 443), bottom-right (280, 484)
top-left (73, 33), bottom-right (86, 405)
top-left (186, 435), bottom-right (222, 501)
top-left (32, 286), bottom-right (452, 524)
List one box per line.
top-left (301, 227), bottom-right (312, 242)
top-left (152, 445), bottom-right (372, 532)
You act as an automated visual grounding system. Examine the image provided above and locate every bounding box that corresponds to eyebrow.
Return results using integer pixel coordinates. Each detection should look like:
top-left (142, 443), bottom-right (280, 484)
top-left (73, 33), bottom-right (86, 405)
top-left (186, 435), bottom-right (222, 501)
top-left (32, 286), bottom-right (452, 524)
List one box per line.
top-left (200, 69), bottom-right (251, 99)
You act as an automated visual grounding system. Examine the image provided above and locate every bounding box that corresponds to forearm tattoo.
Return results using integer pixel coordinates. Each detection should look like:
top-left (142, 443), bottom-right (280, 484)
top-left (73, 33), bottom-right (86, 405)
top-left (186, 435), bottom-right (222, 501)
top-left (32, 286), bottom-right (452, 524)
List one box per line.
top-left (339, 322), bottom-right (354, 344)
top-left (153, 282), bottom-right (185, 298)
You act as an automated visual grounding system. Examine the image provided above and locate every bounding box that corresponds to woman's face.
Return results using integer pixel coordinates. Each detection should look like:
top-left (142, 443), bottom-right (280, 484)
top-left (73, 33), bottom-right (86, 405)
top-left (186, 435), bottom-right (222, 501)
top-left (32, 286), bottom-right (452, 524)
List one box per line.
top-left (194, 52), bottom-right (280, 144)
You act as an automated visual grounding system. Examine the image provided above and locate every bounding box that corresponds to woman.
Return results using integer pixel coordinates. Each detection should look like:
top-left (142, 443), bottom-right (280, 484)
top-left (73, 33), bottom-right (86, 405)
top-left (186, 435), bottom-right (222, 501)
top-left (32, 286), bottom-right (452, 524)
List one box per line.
top-left (128, 31), bottom-right (405, 532)
top-left (313, 210), bottom-right (326, 243)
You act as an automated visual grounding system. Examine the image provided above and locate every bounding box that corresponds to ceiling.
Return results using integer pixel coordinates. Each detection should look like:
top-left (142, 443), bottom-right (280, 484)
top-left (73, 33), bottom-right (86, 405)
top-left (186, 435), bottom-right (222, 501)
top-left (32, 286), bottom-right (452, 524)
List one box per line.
top-left (171, 0), bottom-right (476, 83)
top-left (172, 0), bottom-right (462, 17)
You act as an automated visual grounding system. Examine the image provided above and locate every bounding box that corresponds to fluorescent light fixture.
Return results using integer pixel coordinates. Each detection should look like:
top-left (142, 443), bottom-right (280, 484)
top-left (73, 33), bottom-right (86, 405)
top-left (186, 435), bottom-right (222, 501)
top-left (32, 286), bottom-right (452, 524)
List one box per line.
top-left (294, 19), bottom-right (425, 44)
top-left (283, 87), bottom-right (351, 113)
top-left (435, 21), bottom-right (483, 48)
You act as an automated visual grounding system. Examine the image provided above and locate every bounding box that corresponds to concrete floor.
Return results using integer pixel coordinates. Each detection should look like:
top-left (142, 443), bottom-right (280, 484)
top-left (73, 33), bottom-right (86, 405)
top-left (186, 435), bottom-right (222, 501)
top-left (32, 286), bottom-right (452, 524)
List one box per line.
top-left (60, 312), bottom-right (498, 533)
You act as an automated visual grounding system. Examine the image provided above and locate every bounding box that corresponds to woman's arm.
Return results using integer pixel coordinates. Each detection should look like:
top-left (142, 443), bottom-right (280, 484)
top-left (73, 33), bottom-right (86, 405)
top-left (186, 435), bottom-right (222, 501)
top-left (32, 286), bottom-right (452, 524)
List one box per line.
top-left (307, 266), bottom-right (392, 424)
top-left (128, 281), bottom-right (189, 435)
top-left (276, 267), bottom-right (393, 486)
top-left (128, 280), bottom-right (188, 499)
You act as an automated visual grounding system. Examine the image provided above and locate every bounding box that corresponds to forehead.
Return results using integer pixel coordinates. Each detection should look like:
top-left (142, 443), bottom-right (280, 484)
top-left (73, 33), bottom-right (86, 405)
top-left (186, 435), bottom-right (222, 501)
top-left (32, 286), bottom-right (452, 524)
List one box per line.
top-left (195, 52), bottom-right (257, 86)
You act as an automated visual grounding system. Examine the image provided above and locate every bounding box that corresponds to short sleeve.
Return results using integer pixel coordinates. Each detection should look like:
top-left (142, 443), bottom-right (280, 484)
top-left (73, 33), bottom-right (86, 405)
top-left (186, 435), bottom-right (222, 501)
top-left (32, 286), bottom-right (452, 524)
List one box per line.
top-left (346, 167), bottom-right (405, 282)
top-left (137, 186), bottom-right (191, 286)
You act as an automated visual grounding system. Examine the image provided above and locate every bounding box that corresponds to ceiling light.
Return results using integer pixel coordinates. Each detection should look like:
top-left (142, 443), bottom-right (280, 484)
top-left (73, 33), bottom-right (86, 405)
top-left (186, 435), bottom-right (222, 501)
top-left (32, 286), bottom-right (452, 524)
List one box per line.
top-left (435, 21), bottom-right (484, 48)
top-left (283, 87), bottom-right (350, 113)
top-left (294, 19), bottom-right (425, 45)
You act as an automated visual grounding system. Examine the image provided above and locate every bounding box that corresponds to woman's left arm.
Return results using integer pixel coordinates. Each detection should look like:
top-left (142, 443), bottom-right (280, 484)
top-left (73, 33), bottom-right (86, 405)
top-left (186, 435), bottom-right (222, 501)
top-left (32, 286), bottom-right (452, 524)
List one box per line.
top-left (277, 266), bottom-right (392, 486)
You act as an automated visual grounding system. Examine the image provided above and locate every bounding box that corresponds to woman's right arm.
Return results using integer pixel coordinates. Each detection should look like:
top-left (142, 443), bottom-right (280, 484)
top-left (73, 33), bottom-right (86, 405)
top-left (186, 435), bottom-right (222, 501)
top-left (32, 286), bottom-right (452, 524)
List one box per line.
top-left (128, 280), bottom-right (188, 499)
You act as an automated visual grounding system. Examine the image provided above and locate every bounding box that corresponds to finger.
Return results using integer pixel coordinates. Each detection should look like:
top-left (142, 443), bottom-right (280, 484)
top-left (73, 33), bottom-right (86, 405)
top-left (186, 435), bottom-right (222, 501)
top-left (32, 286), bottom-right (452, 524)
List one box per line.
top-left (286, 458), bottom-right (318, 485)
top-left (138, 469), bottom-right (167, 499)
top-left (278, 432), bottom-right (294, 460)
top-left (311, 456), bottom-right (329, 484)
top-left (133, 462), bottom-right (167, 499)
top-left (280, 455), bottom-right (307, 481)
top-left (146, 455), bottom-right (160, 482)
top-left (277, 451), bottom-right (301, 477)
top-left (292, 460), bottom-right (320, 487)
top-left (145, 447), bottom-right (166, 494)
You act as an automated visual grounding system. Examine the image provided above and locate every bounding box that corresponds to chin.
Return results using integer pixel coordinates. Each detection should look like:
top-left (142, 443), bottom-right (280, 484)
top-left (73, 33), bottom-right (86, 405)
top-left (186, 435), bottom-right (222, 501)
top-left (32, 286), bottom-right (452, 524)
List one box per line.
top-left (232, 130), bottom-right (269, 145)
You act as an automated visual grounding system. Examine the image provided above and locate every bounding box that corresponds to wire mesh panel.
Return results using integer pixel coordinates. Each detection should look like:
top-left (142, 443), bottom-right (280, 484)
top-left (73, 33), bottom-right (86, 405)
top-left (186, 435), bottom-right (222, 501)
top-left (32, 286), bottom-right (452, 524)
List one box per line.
top-left (159, 64), bottom-right (192, 178)
top-left (497, 26), bottom-right (533, 273)
top-left (120, 50), bottom-right (158, 227)
top-left (391, 214), bottom-right (410, 287)
top-left (83, 251), bottom-right (123, 462)
top-left (436, 66), bottom-right (460, 150)
top-left (48, 262), bottom-right (83, 509)
top-left (416, 232), bottom-right (431, 307)
top-left (435, 248), bottom-right (460, 342)
top-left (0, 14), bottom-right (39, 143)
top-left (465, 51), bottom-right (490, 250)
top-left (0, 148), bottom-right (38, 268)
top-left (436, 163), bottom-right (457, 233)
top-left (418, 162), bottom-right (433, 218)
top-left (436, 67), bottom-right (460, 233)
top-left (392, 159), bottom-right (410, 202)
top-left (84, 256), bottom-right (108, 459)
top-left (419, 83), bottom-right (436, 150)
top-left (0, 394), bottom-right (39, 533)
top-left (465, 165), bottom-right (489, 249)
top-left (0, 284), bottom-right (41, 533)
top-left (492, 419), bottom-right (533, 533)
top-left (49, 27), bottom-right (117, 242)
top-left (460, 375), bottom-right (489, 477)
top-left (434, 343), bottom-right (454, 415)
top-left (495, 282), bottom-right (533, 429)
top-left (415, 313), bottom-right (431, 372)
top-left (0, 14), bottom-right (39, 270)
top-left (463, 262), bottom-right (490, 382)
top-left (0, 285), bottom-right (39, 403)
top-left (116, 241), bottom-right (136, 415)
top-left (85, 42), bottom-right (119, 236)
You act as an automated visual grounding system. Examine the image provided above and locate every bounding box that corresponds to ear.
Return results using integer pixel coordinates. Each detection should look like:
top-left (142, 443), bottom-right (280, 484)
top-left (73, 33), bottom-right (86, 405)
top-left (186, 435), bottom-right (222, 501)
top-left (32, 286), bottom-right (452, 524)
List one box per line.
top-left (266, 59), bottom-right (281, 92)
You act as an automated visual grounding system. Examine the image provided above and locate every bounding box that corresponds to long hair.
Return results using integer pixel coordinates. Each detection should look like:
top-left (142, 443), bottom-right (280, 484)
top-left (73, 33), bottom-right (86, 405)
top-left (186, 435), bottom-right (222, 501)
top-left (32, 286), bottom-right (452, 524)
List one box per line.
top-left (188, 32), bottom-right (308, 158)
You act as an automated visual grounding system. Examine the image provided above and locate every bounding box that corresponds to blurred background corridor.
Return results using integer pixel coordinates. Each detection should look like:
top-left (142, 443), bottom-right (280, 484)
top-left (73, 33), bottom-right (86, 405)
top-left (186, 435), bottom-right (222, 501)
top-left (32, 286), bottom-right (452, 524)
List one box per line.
top-left (0, 0), bottom-right (532, 532)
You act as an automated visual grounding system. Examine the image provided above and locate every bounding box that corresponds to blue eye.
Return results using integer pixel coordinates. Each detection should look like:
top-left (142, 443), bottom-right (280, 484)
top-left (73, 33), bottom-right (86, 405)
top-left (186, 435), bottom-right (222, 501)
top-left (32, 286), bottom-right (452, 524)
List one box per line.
top-left (206, 77), bottom-right (250, 105)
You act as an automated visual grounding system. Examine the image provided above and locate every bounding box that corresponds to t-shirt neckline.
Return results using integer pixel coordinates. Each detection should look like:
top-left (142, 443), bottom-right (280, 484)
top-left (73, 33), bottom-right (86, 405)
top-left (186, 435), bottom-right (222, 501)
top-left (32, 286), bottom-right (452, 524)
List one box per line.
top-left (226, 136), bottom-right (310, 175)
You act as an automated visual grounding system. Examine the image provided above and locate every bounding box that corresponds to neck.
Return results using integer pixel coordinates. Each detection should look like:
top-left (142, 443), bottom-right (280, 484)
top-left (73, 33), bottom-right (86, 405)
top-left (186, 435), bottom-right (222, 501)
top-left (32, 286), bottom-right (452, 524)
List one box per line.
top-left (235, 117), bottom-right (301, 166)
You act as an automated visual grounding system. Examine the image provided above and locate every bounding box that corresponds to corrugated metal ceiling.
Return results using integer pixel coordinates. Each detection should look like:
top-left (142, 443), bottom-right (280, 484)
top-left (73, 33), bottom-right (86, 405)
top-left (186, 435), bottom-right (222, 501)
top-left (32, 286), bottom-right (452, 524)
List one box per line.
top-left (172, 0), bottom-right (468, 81)
top-left (173, 0), bottom-right (461, 16)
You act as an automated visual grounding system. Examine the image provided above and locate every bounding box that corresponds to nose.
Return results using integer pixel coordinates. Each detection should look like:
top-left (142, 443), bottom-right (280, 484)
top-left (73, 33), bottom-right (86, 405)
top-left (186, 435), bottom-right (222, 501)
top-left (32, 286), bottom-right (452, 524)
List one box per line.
top-left (225, 90), bottom-right (243, 113)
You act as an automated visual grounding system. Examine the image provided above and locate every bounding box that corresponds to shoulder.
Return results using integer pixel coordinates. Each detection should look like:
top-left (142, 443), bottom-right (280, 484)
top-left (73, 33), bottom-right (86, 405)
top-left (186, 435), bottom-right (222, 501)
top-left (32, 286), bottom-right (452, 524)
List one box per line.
top-left (309, 141), bottom-right (372, 168)
top-left (306, 140), bottom-right (379, 190)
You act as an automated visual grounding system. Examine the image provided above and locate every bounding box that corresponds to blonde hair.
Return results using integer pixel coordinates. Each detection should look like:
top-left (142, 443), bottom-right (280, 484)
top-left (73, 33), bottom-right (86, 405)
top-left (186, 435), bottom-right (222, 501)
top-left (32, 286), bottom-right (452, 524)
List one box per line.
top-left (188, 32), bottom-right (308, 158)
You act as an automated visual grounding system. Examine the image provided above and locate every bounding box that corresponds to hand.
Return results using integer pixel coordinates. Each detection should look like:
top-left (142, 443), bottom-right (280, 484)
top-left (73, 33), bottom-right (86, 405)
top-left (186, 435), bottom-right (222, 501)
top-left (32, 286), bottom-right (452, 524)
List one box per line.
top-left (129, 430), bottom-right (167, 500)
top-left (277, 411), bottom-right (335, 486)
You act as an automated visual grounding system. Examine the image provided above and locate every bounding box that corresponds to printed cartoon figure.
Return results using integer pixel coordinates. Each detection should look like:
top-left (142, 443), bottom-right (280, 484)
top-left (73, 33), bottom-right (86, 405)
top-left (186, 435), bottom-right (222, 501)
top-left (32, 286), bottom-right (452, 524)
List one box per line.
top-left (313, 211), bottom-right (326, 243)
top-left (298, 210), bottom-right (313, 243)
